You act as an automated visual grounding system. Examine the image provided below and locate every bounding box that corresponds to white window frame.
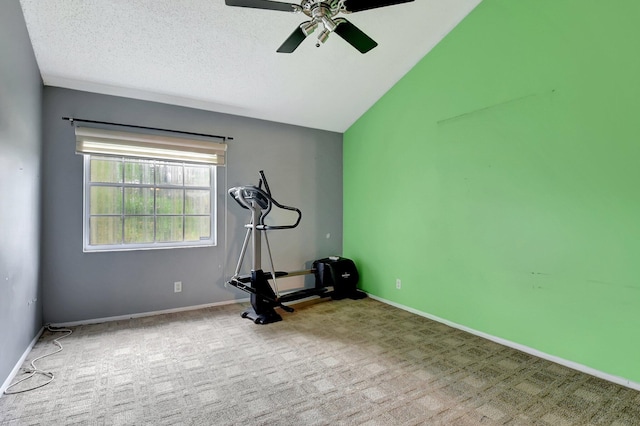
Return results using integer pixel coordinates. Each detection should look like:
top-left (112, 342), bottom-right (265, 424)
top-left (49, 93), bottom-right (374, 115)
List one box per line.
top-left (82, 155), bottom-right (217, 252)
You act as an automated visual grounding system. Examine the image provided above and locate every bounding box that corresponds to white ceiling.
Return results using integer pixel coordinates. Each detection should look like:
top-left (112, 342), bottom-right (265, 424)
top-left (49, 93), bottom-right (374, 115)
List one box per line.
top-left (19, 0), bottom-right (481, 132)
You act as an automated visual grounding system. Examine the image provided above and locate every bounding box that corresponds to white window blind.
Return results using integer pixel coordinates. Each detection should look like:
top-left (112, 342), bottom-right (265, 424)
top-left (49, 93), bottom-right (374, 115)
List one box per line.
top-left (75, 126), bottom-right (227, 165)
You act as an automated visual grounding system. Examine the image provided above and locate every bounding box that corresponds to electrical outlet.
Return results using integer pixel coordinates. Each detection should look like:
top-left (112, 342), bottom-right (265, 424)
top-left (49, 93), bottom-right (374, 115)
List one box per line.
top-left (396, 279), bottom-right (401, 290)
top-left (174, 281), bottom-right (182, 293)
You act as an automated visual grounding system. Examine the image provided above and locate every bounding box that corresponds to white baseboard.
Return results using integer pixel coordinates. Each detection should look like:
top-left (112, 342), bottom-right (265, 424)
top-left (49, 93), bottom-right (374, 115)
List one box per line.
top-left (367, 294), bottom-right (640, 392)
top-left (48, 286), bottom-right (325, 328)
top-left (49, 298), bottom-right (249, 328)
top-left (1, 326), bottom-right (45, 397)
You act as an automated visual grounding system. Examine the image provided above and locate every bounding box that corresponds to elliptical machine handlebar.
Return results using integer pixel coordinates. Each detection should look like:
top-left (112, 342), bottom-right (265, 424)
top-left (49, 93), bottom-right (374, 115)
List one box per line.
top-left (258, 170), bottom-right (273, 218)
top-left (228, 171), bottom-right (302, 230)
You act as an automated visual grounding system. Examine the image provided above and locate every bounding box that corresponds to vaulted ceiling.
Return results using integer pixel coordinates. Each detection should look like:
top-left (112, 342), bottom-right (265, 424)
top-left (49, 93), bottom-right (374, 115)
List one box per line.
top-left (19, 0), bottom-right (481, 132)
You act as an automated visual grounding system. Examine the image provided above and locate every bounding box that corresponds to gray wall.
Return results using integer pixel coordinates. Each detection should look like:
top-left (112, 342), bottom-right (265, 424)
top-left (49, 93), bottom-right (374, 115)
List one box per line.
top-left (0, 0), bottom-right (44, 388)
top-left (42, 88), bottom-right (343, 324)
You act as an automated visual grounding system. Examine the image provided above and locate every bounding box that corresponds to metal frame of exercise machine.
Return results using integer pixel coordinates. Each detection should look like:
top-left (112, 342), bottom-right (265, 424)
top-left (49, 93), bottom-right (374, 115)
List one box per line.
top-left (226, 170), bottom-right (359, 324)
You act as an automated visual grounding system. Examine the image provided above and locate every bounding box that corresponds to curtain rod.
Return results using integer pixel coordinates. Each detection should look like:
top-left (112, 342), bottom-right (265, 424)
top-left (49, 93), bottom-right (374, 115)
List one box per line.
top-left (62, 117), bottom-right (233, 141)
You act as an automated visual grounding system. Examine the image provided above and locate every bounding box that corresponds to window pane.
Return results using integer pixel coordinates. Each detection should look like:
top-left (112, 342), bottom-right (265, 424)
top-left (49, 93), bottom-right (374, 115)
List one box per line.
top-left (124, 159), bottom-right (154, 185)
top-left (156, 216), bottom-right (183, 242)
top-left (90, 187), bottom-right (122, 214)
top-left (124, 188), bottom-right (154, 215)
top-left (184, 165), bottom-right (210, 187)
top-left (185, 216), bottom-right (210, 241)
top-left (156, 189), bottom-right (183, 214)
top-left (124, 216), bottom-right (154, 243)
top-left (90, 216), bottom-right (122, 245)
top-left (90, 157), bottom-right (123, 183)
top-left (157, 162), bottom-right (183, 186)
top-left (84, 155), bottom-right (215, 251)
top-left (185, 190), bottom-right (210, 214)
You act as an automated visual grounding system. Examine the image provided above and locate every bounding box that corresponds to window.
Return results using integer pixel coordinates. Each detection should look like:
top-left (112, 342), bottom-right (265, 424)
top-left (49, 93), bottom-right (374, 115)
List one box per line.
top-left (75, 126), bottom-right (226, 252)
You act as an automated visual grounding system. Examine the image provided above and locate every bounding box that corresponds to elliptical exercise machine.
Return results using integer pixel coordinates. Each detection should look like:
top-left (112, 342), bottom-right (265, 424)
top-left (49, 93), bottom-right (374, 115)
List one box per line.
top-left (226, 170), bottom-right (365, 324)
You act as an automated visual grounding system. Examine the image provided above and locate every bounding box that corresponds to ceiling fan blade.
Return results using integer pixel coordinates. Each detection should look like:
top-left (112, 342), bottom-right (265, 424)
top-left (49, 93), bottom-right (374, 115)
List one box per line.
top-left (277, 26), bottom-right (308, 53)
top-left (225, 0), bottom-right (299, 12)
top-left (343, 0), bottom-right (414, 13)
top-left (334, 20), bottom-right (378, 54)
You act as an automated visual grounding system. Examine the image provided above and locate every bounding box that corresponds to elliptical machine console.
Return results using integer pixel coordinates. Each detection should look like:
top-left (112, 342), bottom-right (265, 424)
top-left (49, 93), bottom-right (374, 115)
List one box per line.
top-left (227, 170), bottom-right (365, 324)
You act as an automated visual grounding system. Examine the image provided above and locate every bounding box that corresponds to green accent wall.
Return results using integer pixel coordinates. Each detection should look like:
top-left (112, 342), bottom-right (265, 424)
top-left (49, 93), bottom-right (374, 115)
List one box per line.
top-left (344, 0), bottom-right (640, 384)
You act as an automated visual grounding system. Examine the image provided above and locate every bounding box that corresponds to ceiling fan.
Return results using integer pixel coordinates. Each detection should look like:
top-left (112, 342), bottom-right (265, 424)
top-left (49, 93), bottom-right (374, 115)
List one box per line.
top-left (225, 0), bottom-right (415, 54)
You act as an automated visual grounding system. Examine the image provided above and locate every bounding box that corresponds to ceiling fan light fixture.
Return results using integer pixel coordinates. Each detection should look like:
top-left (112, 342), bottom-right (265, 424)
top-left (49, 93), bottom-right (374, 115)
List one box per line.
top-left (300, 20), bottom-right (318, 36)
top-left (317, 28), bottom-right (331, 45)
top-left (321, 16), bottom-right (338, 32)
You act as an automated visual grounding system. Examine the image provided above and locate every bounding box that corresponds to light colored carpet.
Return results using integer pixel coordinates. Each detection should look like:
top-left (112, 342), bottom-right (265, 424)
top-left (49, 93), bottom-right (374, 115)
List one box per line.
top-left (1, 298), bottom-right (639, 425)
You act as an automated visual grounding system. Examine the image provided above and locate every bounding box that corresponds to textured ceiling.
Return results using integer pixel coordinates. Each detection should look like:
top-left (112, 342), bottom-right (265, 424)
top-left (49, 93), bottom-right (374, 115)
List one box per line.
top-left (19, 0), bottom-right (481, 132)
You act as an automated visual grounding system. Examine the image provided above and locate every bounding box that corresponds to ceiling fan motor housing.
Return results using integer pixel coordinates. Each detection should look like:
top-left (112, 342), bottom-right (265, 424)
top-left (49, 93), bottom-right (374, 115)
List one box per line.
top-left (300, 0), bottom-right (345, 16)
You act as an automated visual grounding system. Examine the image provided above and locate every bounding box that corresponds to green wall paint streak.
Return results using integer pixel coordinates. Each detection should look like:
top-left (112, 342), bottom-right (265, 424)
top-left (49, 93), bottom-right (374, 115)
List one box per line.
top-left (344, 0), bottom-right (640, 384)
